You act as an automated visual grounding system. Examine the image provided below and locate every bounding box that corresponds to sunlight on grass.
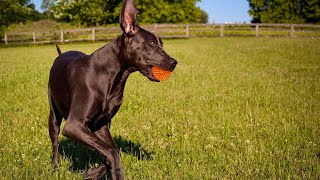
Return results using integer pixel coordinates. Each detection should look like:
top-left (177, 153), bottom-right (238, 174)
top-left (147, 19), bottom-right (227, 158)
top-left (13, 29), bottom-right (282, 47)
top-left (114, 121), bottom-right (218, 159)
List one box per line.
top-left (0, 37), bottom-right (319, 179)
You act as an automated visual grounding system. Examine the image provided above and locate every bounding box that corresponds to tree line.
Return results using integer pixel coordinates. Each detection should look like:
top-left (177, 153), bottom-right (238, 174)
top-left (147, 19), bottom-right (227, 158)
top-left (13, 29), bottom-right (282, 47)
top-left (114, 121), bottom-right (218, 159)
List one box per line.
top-left (0, 0), bottom-right (208, 33)
top-left (248, 0), bottom-right (320, 24)
top-left (47, 0), bottom-right (209, 26)
top-left (0, 0), bottom-right (41, 34)
top-left (1, 0), bottom-right (320, 35)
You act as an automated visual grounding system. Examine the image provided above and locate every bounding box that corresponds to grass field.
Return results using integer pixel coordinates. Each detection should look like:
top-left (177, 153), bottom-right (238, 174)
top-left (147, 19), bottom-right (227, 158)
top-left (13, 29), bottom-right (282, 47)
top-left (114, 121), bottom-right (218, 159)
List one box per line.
top-left (0, 37), bottom-right (319, 179)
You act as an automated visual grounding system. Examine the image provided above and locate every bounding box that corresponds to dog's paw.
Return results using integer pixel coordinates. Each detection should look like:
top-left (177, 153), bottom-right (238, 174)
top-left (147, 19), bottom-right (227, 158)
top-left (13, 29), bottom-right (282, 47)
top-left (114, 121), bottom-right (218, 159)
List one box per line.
top-left (84, 164), bottom-right (108, 180)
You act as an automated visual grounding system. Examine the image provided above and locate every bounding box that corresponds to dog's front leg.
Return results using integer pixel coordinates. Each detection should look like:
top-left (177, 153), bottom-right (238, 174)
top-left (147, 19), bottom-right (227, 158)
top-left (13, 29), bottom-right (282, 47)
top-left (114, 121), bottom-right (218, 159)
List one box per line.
top-left (85, 123), bottom-right (121, 179)
top-left (95, 122), bottom-right (120, 154)
top-left (84, 164), bottom-right (108, 180)
top-left (62, 119), bottom-right (123, 180)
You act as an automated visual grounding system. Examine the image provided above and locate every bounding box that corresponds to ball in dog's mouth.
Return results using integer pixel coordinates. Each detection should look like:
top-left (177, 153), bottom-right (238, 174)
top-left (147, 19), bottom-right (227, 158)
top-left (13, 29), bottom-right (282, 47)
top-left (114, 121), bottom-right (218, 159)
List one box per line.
top-left (151, 66), bottom-right (171, 81)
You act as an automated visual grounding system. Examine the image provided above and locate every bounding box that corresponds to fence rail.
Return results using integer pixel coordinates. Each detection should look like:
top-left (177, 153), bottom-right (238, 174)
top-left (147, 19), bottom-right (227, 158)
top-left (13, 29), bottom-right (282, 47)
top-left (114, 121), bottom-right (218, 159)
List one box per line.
top-left (2, 23), bottom-right (320, 45)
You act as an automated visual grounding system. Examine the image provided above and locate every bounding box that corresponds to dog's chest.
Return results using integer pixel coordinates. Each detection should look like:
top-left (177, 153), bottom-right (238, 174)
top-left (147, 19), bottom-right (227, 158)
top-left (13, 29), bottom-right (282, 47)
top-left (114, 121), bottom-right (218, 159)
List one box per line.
top-left (88, 88), bottom-right (124, 131)
top-left (103, 69), bottom-right (130, 117)
top-left (85, 64), bottom-right (131, 131)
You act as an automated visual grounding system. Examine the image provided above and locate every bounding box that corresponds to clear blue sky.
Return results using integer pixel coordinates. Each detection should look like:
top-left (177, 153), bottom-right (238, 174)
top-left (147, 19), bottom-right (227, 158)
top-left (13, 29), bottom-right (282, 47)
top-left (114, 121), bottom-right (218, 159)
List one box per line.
top-left (197, 0), bottom-right (251, 23)
top-left (31, 0), bottom-right (252, 23)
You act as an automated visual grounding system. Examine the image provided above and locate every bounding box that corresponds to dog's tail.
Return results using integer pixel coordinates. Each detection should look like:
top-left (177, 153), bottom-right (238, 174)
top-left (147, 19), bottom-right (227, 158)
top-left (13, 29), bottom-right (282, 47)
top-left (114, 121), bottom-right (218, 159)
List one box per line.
top-left (56, 44), bottom-right (62, 55)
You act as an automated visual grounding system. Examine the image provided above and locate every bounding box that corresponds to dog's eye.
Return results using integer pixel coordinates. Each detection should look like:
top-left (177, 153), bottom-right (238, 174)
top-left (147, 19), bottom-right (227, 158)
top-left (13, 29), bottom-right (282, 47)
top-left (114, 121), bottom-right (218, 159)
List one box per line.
top-left (149, 40), bottom-right (155, 46)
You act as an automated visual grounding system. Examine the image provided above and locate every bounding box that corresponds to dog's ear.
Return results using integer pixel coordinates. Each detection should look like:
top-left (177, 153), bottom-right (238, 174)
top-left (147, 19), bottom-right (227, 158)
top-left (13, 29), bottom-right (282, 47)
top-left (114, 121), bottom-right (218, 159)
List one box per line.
top-left (120, 0), bottom-right (138, 36)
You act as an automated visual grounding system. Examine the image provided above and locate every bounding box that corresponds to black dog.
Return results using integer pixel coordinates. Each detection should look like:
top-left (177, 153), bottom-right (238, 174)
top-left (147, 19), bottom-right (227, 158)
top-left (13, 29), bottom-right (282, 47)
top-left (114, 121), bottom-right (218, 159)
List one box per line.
top-left (48, 0), bottom-right (177, 179)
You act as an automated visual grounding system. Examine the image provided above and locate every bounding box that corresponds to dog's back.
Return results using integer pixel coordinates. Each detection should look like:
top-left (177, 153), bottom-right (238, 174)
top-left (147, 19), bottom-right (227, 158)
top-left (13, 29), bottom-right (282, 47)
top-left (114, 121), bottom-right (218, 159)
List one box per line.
top-left (49, 48), bottom-right (87, 119)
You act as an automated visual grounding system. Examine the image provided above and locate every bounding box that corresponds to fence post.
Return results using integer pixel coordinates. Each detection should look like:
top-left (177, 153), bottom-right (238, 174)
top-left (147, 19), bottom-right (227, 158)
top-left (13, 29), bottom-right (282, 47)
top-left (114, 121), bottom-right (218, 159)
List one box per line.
top-left (33, 32), bottom-right (36, 44)
top-left (290, 25), bottom-right (295, 38)
top-left (220, 24), bottom-right (224, 37)
top-left (186, 24), bottom-right (189, 38)
top-left (60, 30), bottom-right (64, 43)
top-left (256, 25), bottom-right (259, 38)
top-left (4, 33), bottom-right (8, 45)
top-left (92, 28), bottom-right (95, 41)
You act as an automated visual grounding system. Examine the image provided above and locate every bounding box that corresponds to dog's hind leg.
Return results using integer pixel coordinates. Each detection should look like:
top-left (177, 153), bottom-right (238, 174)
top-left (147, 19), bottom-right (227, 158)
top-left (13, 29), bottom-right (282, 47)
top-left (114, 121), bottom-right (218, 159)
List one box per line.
top-left (48, 110), bottom-right (62, 169)
top-left (48, 90), bottom-right (63, 169)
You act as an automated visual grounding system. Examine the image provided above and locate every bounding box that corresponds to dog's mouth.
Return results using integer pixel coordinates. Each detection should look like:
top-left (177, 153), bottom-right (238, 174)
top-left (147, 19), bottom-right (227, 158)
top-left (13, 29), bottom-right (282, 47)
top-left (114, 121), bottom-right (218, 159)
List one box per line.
top-left (145, 66), bottom-right (160, 82)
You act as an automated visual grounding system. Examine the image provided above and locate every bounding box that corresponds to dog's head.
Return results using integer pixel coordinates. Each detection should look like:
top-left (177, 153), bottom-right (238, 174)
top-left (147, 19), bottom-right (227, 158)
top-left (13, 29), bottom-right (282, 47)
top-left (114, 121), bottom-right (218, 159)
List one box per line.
top-left (120, 0), bottom-right (177, 82)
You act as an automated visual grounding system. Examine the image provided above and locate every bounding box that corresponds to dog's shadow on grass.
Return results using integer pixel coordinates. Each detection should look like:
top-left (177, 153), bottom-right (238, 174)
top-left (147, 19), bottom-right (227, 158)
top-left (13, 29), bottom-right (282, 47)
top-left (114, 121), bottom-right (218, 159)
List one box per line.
top-left (58, 135), bottom-right (154, 172)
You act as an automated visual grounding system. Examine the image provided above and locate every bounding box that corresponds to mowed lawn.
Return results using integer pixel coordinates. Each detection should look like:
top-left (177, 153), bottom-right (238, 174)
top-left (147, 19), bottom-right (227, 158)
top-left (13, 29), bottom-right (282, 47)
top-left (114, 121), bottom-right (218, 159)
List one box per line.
top-left (0, 37), bottom-right (319, 179)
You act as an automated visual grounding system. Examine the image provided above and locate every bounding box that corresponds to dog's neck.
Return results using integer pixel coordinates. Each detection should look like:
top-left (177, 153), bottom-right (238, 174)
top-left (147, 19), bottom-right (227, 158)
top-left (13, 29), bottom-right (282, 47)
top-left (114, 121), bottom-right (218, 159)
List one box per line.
top-left (90, 35), bottom-right (137, 88)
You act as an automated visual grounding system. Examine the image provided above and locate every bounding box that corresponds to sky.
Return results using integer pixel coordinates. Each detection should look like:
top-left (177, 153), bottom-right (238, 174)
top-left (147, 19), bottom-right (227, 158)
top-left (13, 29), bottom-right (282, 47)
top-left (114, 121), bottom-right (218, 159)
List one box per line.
top-left (31, 0), bottom-right (252, 23)
top-left (197, 0), bottom-right (251, 23)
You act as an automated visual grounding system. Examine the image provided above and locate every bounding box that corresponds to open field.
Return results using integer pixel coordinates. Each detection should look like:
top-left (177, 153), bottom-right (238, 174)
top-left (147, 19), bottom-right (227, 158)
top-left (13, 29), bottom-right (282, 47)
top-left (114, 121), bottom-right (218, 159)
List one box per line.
top-left (0, 37), bottom-right (319, 179)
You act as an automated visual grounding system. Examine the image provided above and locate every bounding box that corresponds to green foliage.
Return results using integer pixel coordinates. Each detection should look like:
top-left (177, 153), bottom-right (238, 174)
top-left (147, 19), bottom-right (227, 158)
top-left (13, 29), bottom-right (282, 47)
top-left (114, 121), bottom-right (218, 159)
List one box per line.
top-left (248, 0), bottom-right (320, 23)
top-left (41, 0), bottom-right (56, 17)
top-left (0, 0), bottom-right (41, 34)
top-left (51, 0), bottom-right (207, 26)
top-left (51, 0), bottom-right (122, 26)
top-left (135, 0), bottom-right (205, 23)
top-left (200, 9), bottom-right (209, 24)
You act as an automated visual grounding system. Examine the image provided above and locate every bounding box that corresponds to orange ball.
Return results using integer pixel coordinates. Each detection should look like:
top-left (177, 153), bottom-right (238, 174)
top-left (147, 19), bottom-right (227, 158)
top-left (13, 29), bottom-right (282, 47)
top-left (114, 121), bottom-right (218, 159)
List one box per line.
top-left (151, 66), bottom-right (171, 81)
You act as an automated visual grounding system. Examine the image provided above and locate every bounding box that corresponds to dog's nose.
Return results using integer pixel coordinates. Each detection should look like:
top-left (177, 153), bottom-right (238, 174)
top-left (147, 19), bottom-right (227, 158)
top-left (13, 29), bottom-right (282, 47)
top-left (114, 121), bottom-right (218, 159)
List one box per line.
top-left (170, 58), bottom-right (177, 69)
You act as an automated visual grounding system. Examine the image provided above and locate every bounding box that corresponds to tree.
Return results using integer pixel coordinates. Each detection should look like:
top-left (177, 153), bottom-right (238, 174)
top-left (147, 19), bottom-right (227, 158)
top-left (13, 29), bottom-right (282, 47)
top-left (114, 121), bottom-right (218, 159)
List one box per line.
top-left (200, 9), bottom-right (209, 24)
top-left (135, 0), bottom-right (205, 23)
top-left (51, 0), bottom-right (207, 26)
top-left (0, 0), bottom-right (40, 34)
top-left (41, 0), bottom-right (56, 17)
top-left (248, 0), bottom-right (320, 24)
top-left (51, 0), bottom-right (122, 26)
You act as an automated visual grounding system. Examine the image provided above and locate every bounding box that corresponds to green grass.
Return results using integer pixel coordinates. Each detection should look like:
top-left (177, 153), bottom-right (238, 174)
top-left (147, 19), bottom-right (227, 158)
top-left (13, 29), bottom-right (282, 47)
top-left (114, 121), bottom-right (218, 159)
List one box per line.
top-left (6, 20), bottom-right (78, 34)
top-left (0, 37), bottom-right (319, 179)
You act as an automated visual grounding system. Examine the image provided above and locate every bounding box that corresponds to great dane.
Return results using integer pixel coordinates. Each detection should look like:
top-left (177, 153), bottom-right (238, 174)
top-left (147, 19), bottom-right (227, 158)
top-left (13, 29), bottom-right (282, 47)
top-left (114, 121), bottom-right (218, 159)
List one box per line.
top-left (48, 0), bottom-right (177, 179)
